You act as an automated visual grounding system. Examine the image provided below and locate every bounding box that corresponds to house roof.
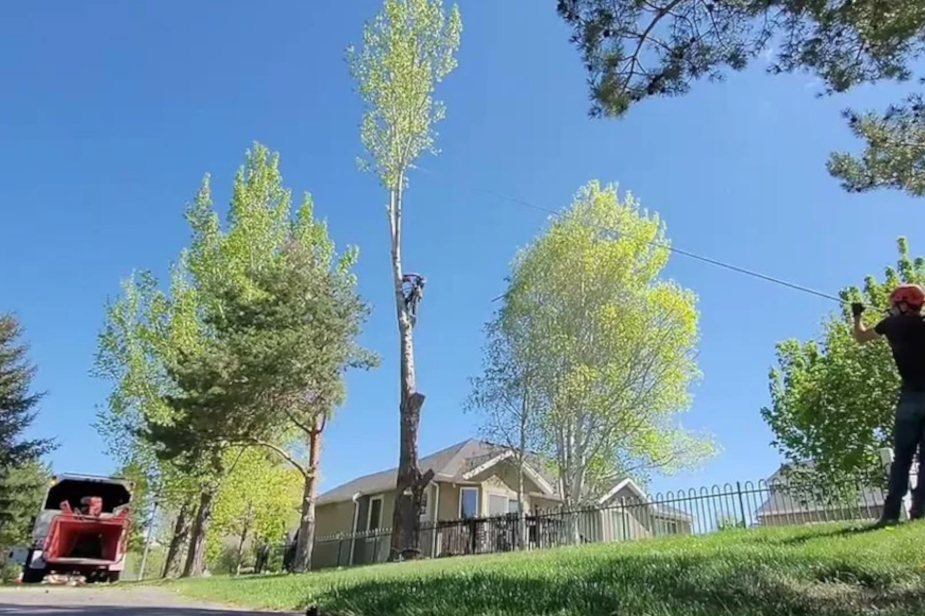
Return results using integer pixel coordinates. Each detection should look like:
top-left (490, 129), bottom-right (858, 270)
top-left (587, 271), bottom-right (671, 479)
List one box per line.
top-left (596, 478), bottom-right (693, 522)
top-left (316, 439), bottom-right (560, 506)
top-left (756, 464), bottom-right (887, 517)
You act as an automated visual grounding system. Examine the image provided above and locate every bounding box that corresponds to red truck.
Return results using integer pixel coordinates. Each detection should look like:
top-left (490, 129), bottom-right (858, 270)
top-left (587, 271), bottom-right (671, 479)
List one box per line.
top-left (11, 473), bottom-right (134, 584)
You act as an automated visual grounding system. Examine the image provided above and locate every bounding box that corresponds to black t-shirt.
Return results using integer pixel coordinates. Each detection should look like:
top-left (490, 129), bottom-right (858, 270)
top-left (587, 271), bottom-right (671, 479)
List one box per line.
top-left (875, 314), bottom-right (925, 391)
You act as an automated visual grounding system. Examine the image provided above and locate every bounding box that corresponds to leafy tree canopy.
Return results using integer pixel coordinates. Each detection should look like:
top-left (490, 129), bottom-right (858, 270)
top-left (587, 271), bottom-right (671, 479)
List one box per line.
top-left (557, 0), bottom-right (925, 196)
top-left (0, 314), bottom-right (55, 536)
top-left (761, 237), bottom-right (925, 486)
top-left (502, 181), bottom-right (717, 501)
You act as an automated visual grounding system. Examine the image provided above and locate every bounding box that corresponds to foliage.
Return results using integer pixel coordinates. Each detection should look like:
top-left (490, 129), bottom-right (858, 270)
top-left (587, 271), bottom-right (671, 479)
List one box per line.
top-left (206, 448), bottom-right (302, 565)
top-left (468, 314), bottom-right (545, 455)
top-left (0, 460), bottom-right (50, 549)
top-left (141, 143), bottom-right (374, 575)
top-left (716, 514), bottom-right (747, 531)
top-left (174, 523), bottom-right (925, 615)
top-left (829, 93), bottom-right (925, 197)
top-left (501, 181), bottom-right (716, 503)
top-left (348, 0), bottom-right (462, 190)
top-left (762, 237), bottom-right (925, 487)
top-left (467, 299), bottom-right (547, 529)
top-left (0, 314), bottom-right (55, 535)
top-left (347, 0), bottom-right (462, 560)
top-left (557, 0), bottom-right (925, 196)
top-left (94, 270), bottom-right (202, 507)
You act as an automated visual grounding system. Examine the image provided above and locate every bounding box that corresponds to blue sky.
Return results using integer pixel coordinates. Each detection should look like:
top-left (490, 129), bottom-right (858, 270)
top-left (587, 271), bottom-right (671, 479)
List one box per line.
top-left (2, 1), bottom-right (923, 498)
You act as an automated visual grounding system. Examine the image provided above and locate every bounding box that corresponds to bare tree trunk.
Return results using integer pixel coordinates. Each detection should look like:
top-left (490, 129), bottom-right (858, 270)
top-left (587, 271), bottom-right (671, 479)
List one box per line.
top-left (181, 488), bottom-right (215, 578)
top-left (387, 181), bottom-right (434, 561)
top-left (516, 390), bottom-right (528, 549)
top-left (161, 500), bottom-right (192, 579)
top-left (292, 418), bottom-right (323, 573)
top-left (516, 452), bottom-right (526, 550)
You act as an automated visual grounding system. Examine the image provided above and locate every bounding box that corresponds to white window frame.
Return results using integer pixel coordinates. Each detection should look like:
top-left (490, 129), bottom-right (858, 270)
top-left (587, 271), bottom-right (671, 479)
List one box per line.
top-left (367, 495), bottom-right (384, 531)
top-left (459, 486), bottom-right (480, 519)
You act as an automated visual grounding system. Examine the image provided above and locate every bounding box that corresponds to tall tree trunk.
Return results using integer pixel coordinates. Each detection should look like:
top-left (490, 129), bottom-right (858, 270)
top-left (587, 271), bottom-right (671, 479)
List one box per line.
top-left (181, 488), bottom-right (215, 578)
top-left (387, 181), bottom-right (434, 561)
top-left (292, 418), bottom-right (323, 573)
top-left (516, 380), bottom-right (529, 550)
top-left (161, 500), bottom-right (192, 579)
top-left (516, 452), bottom-right (526, 550)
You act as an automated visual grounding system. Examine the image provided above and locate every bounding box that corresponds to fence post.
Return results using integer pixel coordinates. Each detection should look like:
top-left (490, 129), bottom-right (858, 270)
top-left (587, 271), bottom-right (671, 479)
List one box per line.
top-left (736, 482), bottom-right (747, 528)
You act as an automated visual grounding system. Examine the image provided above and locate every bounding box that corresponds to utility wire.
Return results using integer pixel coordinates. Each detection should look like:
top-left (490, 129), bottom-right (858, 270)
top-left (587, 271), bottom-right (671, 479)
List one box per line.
top-left (410, 164), bottom-right (844, 305)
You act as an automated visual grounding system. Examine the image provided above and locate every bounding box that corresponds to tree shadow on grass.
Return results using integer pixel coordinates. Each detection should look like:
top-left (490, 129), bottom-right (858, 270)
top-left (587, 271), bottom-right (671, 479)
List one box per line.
top-left (0, 605), bottom-right (277, 616)
top-left (305, 552), bottom-right (925, 616)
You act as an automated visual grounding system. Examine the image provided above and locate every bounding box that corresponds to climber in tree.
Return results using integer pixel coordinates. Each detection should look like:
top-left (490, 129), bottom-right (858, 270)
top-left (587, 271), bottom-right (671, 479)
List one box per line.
top-left (853, 284), bottom-right (925, 526)
top-left (402, 272), bottom-right (426, 326)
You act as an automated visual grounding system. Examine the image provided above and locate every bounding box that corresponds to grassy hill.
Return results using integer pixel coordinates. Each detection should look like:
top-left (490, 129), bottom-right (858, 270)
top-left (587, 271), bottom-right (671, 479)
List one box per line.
top-left (169, 522), bottom-right (925, 615)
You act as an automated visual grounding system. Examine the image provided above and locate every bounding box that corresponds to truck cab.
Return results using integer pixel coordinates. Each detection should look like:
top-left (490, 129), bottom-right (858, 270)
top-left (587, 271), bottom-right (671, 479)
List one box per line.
top-left (15, 473), bottom-right (134, 584)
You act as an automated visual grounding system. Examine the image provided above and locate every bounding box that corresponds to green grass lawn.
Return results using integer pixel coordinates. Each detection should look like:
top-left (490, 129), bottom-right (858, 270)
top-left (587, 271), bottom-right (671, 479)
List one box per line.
top-left (170, 522), bottom-right (925, 615)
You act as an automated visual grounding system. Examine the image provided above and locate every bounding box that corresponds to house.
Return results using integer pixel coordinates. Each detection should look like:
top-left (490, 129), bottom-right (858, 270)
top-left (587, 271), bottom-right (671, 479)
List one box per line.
top-left (755, 463), bottom-right (900, 527)
top-left (309, 439), bottom-right (694, 568)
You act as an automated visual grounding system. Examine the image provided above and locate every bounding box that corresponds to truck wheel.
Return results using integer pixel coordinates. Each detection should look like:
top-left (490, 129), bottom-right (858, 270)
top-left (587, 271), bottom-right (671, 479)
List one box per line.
top-left (107, 572), bottom-right (121, 583)
top-left (21, 566), bottom-right (45, 584)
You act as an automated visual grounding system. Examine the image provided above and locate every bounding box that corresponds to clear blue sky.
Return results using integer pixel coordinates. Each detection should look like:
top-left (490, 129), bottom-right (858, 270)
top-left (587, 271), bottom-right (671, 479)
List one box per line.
top-left (2, 1), bottom-right (923, 498)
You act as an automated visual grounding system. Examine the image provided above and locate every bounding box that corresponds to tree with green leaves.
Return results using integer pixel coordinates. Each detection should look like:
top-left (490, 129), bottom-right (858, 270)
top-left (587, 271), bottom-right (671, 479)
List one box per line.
top-left (502, 181), bottom-right (716, 515)
top-left (348, 0), bottom-right (462, 560)
top-left (762, 237), bottom-right (925, 487)
top-left (466, 310), bottom-right (545, 548)
top-left (95, 268), bottom-right (207, 578)
top-left (150, 143), bottom-right (375, 574)
top-left (0, 460), bottom-right (50, 550)
top-left (0, 314), bottom-right (55, 540)
top-left (207, 448), bottom-right (302, 575)
top-left (557, 0), bottom-right (925, 197)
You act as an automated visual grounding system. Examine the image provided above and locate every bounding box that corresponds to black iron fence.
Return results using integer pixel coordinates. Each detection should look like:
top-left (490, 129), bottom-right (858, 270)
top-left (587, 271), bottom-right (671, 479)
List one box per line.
top-left (255, 471), bottom-right (917, 574)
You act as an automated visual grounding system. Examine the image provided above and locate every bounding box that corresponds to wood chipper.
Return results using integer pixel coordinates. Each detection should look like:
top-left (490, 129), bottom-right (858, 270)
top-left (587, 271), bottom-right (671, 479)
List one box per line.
top-left (12, 473), bottom-right (134, 584)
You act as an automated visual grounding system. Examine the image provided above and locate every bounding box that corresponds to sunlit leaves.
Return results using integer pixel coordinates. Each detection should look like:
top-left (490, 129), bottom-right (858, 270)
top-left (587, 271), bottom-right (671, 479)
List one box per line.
top-left (762, 237), bottom-right (925, 486)
top-left (348, 0), bottom-right (462, 189)
top-left (502, 181), bottom-right (716, 498)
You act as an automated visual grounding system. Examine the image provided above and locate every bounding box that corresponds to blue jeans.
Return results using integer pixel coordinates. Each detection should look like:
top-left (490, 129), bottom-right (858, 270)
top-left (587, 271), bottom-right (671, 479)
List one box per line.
top-left (884, 391), bottom-right (925, 520)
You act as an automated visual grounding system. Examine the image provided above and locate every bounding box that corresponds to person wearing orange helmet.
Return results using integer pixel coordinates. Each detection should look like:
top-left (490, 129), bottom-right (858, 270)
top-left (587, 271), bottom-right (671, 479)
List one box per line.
top-left (853, 283), bottom-right (925, 526)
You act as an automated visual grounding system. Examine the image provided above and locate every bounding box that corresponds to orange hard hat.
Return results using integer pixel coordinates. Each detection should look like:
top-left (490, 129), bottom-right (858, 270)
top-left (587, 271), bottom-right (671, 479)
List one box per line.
top-left (890, 284), bottom-right (925, 309)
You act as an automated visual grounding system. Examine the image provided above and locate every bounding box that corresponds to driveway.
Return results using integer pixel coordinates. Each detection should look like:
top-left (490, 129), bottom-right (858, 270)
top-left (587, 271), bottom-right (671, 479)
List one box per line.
top-left (0, 586), bottom-right (294, 615)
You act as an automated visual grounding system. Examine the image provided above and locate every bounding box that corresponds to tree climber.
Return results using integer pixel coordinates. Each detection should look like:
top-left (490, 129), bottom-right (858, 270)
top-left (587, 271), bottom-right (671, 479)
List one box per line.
top-left (853, 284), bottom-right (925, 526)
top-left (402, 272), bottom-right (426, 326)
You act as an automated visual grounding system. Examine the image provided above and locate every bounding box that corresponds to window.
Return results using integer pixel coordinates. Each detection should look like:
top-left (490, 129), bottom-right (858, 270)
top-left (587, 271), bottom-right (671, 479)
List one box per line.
top-left (488, 494), bottom-right (508, 516)
top-left (508, 499), bottom-right (520, 514)
top-left (368, 496), bottom-right (383, 531)
top-left (460, 487), bottom-right (479, 519)
top-left (420, 490), bottom-right (429, 521)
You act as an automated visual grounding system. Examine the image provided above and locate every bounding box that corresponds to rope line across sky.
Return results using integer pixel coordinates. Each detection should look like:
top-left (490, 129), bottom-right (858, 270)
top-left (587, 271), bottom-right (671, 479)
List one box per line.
top-left (409, 164), bottom-right (845, 306)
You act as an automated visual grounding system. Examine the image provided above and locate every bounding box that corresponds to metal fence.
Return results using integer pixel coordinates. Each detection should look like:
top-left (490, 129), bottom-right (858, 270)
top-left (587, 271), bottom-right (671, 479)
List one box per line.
top-left (254, 470), bottom-right (917, 574)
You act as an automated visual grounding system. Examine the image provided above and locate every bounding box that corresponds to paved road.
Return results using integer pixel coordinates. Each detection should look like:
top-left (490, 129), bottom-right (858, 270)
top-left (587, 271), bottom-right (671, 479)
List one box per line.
top-left (0, 586), bottom-right (295, 615)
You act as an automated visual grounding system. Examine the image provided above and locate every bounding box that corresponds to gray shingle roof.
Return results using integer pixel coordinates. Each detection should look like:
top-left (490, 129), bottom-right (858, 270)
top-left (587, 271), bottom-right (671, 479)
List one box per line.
top-left (756, 464), bottom-right (886, 517)
top-left (316, 439), bottom-right (559, 506)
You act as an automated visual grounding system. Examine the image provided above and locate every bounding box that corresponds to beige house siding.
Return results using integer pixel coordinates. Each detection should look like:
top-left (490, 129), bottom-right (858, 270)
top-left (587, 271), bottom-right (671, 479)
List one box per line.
top-left (315, 500), bottom-right (357, 538)
top-left (437, 481), bottom-right (463, 520)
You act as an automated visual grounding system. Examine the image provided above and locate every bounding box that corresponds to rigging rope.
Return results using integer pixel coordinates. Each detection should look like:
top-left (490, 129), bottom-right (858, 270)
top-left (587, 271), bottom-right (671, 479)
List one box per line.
top-left (410, 165), bottom-right (845, 305)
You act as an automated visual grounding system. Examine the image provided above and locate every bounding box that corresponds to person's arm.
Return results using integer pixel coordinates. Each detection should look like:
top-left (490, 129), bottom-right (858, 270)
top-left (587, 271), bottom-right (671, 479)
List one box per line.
top-left (852, 303), bottom-right (883, 344)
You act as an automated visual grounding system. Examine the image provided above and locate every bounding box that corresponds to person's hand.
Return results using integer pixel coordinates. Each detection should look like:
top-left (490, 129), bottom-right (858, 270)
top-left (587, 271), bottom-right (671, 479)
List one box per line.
top-left (851, 303), bottom-right (865, 318)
